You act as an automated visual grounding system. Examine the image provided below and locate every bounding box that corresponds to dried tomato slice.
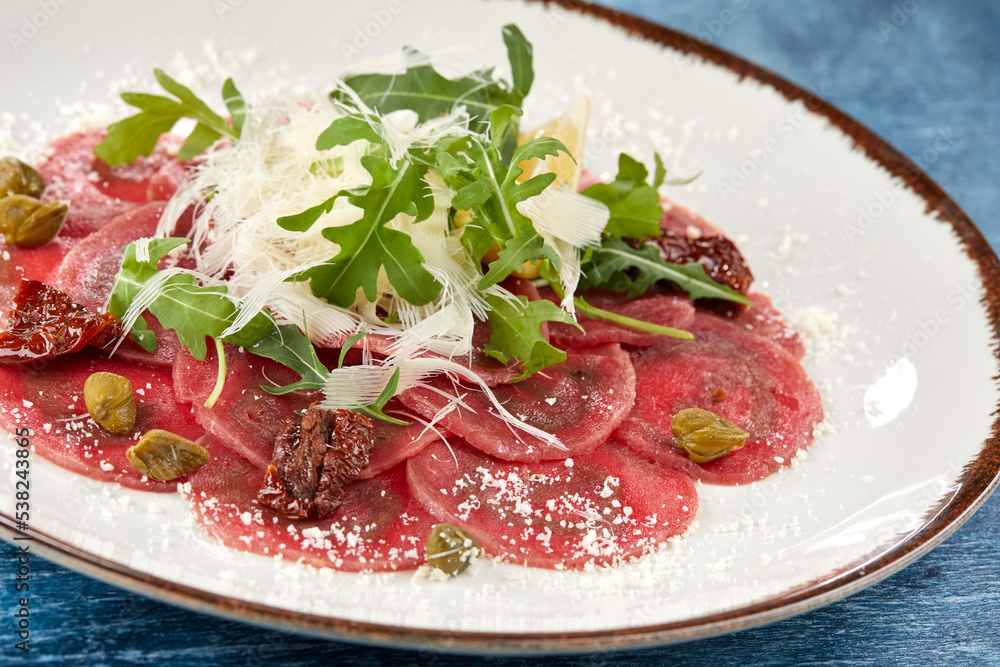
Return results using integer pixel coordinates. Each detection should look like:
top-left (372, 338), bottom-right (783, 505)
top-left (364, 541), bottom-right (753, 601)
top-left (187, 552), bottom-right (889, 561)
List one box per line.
top-left (0, 279), bottom-right (121, 364)
top-left (257, 404), bottom-right (375, 520)
top-left (638, 230), bottom-right (754, 296)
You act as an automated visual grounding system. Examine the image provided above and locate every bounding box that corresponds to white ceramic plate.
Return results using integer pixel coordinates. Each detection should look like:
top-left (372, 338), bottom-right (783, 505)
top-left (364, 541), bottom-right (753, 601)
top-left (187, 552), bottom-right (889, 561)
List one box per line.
top-left (1, 0), bottom-right (999, 653)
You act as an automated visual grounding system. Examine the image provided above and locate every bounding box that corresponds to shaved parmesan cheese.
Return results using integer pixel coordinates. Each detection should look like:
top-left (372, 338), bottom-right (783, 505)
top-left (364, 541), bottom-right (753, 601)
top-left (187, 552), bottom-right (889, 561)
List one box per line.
top-left (517, 186), bottom-right (609, 313)
top-left (518, 186), bottom-right (608, 249)
top-left (319, 354), bottom-right (566, 451)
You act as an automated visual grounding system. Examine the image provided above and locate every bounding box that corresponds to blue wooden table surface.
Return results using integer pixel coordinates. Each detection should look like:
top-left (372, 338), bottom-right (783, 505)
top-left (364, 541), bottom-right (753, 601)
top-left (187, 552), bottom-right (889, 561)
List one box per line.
top-left (2, 1), bottom-right (999, 665)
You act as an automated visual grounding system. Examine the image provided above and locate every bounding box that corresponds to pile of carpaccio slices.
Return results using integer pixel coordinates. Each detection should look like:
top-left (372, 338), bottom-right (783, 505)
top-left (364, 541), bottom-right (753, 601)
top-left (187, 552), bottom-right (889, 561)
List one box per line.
top-left (0, 129), bottom-right (823, 573)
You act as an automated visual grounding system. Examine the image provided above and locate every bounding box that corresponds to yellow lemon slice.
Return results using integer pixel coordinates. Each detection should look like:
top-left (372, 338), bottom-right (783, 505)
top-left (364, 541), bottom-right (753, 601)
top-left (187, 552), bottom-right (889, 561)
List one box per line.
top-left (516, 96), bottom-right (590, 191)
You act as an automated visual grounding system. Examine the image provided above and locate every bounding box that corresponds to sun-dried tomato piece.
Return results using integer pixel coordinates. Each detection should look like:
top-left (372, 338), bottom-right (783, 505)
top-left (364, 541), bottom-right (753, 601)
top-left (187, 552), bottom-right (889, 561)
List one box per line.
top-left (640, 231), bottom-right (754, 296)
top-left (256, 404), bottom-right (375, 520)
top-left (0, 279), bottom-right (121, 364)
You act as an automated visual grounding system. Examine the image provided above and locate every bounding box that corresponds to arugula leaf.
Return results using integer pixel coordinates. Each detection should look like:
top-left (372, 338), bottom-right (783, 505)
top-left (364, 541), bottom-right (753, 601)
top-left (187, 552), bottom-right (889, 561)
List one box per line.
top-left (110, 239), bottom-right (338, 398)
top-left (107, 237), bottom-right (185, 352)
top-left (315, 115), bottom-right (381, 150)
top-left (483, 294), bottom-right (580, 380)
top-left (581, 153), bottom-right (665, 238)
top-left (332, 24), bottom-right (532, 141)
top-left (579, 237), bottom-right (752, 305)
top-left (337, 332), bottom-right (367, 369)
top-left (95, 69), bottom-right (241, 166)
top-left (110, 238), bottom-right (273, 360)
top-left (222, 77), bottom-right (247, 135)
top-left (353, 368), bottom-right (409, 425)
top-left (250, 324), bottom-right (332, 395)
top-left (281, 152), bottom-right (442, 307)
top-left (436, 107), bottom-right (568, 289)
top-left (503, 24), bottom-right (534, 99)
top-left (574, 296), bottom-right (693, 340)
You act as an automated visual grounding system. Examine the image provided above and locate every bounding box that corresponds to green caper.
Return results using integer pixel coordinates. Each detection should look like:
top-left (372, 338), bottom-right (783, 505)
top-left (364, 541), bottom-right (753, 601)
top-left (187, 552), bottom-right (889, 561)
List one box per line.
top-left (670, 407), bottom-right (749, 463)
top-left (0, 195), bottom-right (67, 247)
top-left (126, 430), bottom-right (210, 481)
top-left (426, 523), bottom-right (481, 576)
top-left (84, 372), bottom-right (137, 435)
top-left (0, 157), bottom-right (46, 199)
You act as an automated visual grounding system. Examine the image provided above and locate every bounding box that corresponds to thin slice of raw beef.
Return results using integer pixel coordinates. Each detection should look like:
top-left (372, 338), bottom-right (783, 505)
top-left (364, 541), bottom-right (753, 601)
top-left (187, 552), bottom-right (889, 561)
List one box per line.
top-left (406, 439), bottom-right (698, 569)
top-left (358, 398), bottom-right (444, 480)
top-left (52, 200), bottom-right (186, 368)
top-left (613, 310), bottom-right (823, 485)
top-left (36, 130), bottom-right (179, 237)
top-left (188, 435), bottom-right (438, 572)
top-left (0, 353), bottom-right (203, 491)
top-left (725, 291), bottom-right (804, 360)
top-left (173, 344), bottom-right (319, 469)
top-left (541, 287), bottom-right (696, 348)
top-left (146, 161), bottom-right (189, 201)
top-left (399, 344), bottom-right (636, 462)
top-left (54, 201), bottom-right (166, 310)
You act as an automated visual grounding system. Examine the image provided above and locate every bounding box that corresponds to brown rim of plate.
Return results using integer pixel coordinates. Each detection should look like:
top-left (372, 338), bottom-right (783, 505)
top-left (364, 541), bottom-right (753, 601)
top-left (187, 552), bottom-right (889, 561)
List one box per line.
top-left (2, 0), bottom-right (1000, 655)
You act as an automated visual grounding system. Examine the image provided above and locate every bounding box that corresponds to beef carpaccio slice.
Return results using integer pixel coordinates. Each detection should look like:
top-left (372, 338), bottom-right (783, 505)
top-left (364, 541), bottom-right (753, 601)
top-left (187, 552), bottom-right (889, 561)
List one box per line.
top-left (400, 344), bottom-right (636, 463)
top-left (174, 346), bottom-right (438, 475)
top-left (52, 200), bottom-right (185, 368)
top-left (407, 439), bottom-right (697, 570)
top-left (173, 344), bottom-right (319, 469)
top-left (36, 129), bottom-right (181, 237)
top-left (54, 201), bottom-right (165, 310)
top-left (358, 398), bottom-right (444, 480)
top-left (613, 311), bottom-right (823, 485)
top-left (0, 353), bottom-right (203, 491)
top-left (187, 435), bottom-right (437, 572)
top-left (725, 292), bottom-right (804, 360)
top-left (543, 288), bottom-right (696, 349)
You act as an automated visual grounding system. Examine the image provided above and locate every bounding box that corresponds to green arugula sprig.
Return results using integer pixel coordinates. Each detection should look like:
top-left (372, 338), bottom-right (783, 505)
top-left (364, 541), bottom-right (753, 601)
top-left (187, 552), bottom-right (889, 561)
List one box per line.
top-left (108, 238), bottom-right (272, 359)
top-left (109, 239), bottom-right (407, 422)
top-left (576, 151), bottom-right (746, 307)
top-left (581, 153), bottom-right (700, 238)
top-left (334, 24), bottom-right (532, 156)
top-left (94, 69), bottom-right (245, 166)
top-left (579, 237), bottom-right (752, 305)
top-left (277, 142), bottom-right (441, 307)
top-left (109, 238), bottom-right (325, 390)
top-left (279, 96), bottom-right (576, 379)
top-left (435, 105), bottom-right (568, 290)
top-left (582, 153), bottom-right (667, 238)
top-left (482, 293), bottom-right (580, 380)
top-left (542, 266), bottom-right (694, 341)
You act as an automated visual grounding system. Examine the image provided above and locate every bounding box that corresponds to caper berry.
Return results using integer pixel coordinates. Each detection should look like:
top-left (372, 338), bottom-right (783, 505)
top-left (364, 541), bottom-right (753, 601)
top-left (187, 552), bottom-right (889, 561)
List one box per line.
top-left (126, 430), bottom-right (210, 481)
top-left (84, 372), bottom-right (137, 435)
top-left (0, 195), bottom-right (67, 247)
top-left (0, 157), bottom-right (46, 199)
top-left (670, 407), bottom-right (749, 463)
top-left (425, 523), bottom-right (481, 576)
